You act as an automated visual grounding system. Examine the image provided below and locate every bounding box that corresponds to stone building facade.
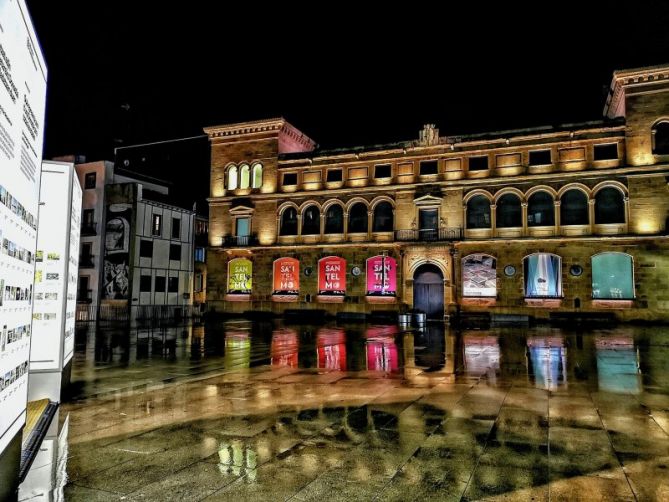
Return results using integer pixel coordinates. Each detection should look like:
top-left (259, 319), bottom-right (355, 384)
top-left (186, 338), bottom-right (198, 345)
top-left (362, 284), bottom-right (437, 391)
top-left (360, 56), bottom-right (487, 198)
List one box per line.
top-left (205, 65), bottom-right (669, 322)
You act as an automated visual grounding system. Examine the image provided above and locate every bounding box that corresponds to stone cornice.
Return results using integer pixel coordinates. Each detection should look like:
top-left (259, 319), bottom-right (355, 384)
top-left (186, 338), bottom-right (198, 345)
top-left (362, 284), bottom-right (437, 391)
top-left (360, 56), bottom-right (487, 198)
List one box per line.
top-left (605, 64), bottom-right (669, 118)
top-left (203, 118), bottom-right (316, 151)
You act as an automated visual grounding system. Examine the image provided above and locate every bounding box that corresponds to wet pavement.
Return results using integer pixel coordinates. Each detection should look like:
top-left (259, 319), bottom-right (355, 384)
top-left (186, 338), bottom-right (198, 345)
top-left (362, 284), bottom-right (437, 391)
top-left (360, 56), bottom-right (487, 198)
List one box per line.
top-left (18, 321), bottom-right (669, 501)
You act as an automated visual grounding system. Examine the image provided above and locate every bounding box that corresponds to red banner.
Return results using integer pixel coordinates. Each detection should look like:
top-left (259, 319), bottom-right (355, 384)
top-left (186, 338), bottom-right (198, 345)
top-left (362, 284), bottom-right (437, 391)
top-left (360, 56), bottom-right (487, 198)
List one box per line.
top-left (318, 256), bottom-right (346, 296)
top-left (273, 257), bottom-right (299, 295)
top-left (317, 328), bottom-right (346, 371)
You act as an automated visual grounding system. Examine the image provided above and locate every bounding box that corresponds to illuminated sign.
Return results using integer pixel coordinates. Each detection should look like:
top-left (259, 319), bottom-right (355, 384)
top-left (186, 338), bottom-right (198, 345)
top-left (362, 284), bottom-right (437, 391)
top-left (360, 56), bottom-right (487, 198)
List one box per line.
top-left (227, 258), bottom-right (252, 294)
top-left (366, 255), bottom-right (396, 296)
top-left (272, 258), bottom-right (299, 300)
top-left (0, 0), bottom-right (48, 455)
top-left (318, 256), bottom-right (346, 296)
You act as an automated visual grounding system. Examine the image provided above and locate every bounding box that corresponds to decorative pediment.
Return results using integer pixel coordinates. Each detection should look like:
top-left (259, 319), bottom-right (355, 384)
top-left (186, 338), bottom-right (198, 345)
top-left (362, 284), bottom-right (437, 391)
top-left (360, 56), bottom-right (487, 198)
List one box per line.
top-left (229, 204), bottom-right (255, 215)
top-left (413, 194), bottom-right (443, 206)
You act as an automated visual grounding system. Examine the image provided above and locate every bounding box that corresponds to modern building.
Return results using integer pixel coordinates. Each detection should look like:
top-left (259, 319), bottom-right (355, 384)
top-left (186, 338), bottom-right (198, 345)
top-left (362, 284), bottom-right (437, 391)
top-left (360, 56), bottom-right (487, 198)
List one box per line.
top-left (204, 64), bottom-right (669, 323)
top-left (72, 160), bottom-right (195, 320)
top-left (194, 215), bottom-right (208, 307)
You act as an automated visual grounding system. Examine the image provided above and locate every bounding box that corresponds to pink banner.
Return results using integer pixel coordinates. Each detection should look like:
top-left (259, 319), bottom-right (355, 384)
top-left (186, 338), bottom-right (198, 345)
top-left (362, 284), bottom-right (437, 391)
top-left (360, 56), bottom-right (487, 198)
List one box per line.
top-left (366, 255), bottom-right (396, 296)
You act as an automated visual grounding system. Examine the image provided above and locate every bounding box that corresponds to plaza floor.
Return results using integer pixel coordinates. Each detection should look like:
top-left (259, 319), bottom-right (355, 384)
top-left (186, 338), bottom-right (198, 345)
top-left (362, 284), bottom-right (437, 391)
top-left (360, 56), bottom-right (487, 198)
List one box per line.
top-left (18, 321), bottom-right (669, 501)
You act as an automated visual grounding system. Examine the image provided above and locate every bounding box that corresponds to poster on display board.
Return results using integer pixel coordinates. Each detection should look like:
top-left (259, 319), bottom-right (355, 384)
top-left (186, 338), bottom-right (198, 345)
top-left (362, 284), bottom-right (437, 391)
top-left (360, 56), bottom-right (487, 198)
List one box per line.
top-left (272, 257), bottom-right (299, 301)
top-left (366, 255), bottom-right (396, 296)
top-left (0, 0), bottom-right (48, 454)
top-left (227, 258), bottom-right (252, 294)
top-left (318, 256), bottom-right (346, 296)
top-left (31, 162), bottom-right (81, 372)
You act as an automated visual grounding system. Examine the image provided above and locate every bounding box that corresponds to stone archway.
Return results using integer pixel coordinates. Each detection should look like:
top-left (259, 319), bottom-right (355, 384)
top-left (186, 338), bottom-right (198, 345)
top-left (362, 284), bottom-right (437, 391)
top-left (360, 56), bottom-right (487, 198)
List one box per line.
top-left (413, 264), bottom-right (444, 319)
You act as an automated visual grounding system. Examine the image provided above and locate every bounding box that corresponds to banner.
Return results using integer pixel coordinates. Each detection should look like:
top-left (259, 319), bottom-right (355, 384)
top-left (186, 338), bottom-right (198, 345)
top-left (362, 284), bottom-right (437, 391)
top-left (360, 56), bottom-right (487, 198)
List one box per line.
top-left (366, 255), bottom-right (396, 296)
top-left (103, 203), bottom-right (132, 300)
top-left (273, 258), bottom-right (299, 296)
top-left (318, 256), bottom-right (346, 296)
top-left (227, 258), bottom-right (252, 294)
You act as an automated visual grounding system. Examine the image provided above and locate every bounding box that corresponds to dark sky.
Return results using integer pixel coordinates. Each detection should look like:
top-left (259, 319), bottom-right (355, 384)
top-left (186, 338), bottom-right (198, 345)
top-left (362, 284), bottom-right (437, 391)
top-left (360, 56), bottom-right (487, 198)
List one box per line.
top-left (25, 2), bottom-right (669, 160)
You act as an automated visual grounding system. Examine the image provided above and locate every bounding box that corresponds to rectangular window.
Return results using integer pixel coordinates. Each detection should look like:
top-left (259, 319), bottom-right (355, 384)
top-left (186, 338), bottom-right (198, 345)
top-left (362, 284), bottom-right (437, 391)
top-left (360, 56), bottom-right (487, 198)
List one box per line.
top-left (140, 275), bottom-right (152, 292)
top-left (171, 217), bottom-right (181, 239)
top-left (326, 169), bottom-right (342, 182)
top-left (469, 156), bottom-right (489, 171)
top-left (195, 273), bottom-right (203, 292)
top-left (168, 277), bottom-right (179, 293)
top-left (419, 160), bottom-right (438, 175)
top-left (529, 150), bottom-right (552, 166)
top-left (83, 209), bottom-right (94, 225)
top-left (155, 276), bottom-right (166, 292)
top-left (594, 143), bottom-right (618, 161)
top-left (375, 164), bottom-right (392, 178)
top-left (84, 172), bottom-right (96, 189)
top-left (236, 217), bottom-right (250, 237)
top-left (169, 244), bottom-right (181, 261)
top-left (283, 173), bottom-right (298, 186)
top-left (140, 240), bottom-right (153, 258)
top-left (195, 247), bottom-right (205, 262)
top-left (152, 214), bottom-right (162, 236)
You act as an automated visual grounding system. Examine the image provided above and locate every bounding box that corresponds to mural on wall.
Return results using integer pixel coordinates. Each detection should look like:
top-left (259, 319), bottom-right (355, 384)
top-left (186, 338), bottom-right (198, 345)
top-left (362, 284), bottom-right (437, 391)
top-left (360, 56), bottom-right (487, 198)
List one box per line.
top-left (366, 255), bottom-right (397, 296)
top-left (318, 256), bottom-right (346, 296)
top-left (103, 203), bottom-right (131, 300)
top-left (227, 258), bottom-right (252, 294)
top-left (462, 254), bottom-right (497, 297)
top-left (273, 258), bottom-right (299, 300)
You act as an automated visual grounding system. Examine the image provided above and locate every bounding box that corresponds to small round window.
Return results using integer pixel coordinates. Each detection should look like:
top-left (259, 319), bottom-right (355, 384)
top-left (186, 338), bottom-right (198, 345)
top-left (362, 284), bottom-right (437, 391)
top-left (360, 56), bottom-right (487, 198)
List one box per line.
top-left (504, 265), bottom-right (516, 277)
top-left (570, 265), bottom-right (583, 277)
top-left (304, 267), bottom-right (313, 277)
top-left (351, 266), bottom-right (362, 277)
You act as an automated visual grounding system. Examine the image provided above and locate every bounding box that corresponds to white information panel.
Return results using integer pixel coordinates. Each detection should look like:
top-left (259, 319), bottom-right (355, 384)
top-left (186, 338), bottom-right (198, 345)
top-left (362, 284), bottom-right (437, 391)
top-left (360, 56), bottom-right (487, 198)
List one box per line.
top-left (31, 162), bottom-right (80, 371)
top-left (0, 0), bottom-right (48, 454)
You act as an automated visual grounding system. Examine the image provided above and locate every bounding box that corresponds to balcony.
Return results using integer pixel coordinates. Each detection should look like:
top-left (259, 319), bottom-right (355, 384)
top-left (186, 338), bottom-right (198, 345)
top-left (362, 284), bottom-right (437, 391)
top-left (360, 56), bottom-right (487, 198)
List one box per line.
top-left (223, 234), bottom-right (258, 247)
top-left (394, 228), bottom-right (462, 242)
top-left (77, 289), bottom-right (93, 303)
top-left (79, 254), bottom-right (95, 268)
top-left (81, 222), bottom-right (97, 236)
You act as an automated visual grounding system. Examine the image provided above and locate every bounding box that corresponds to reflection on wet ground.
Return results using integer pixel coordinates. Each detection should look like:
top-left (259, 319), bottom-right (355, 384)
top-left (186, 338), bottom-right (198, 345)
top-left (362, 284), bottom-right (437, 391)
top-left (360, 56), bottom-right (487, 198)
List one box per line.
top-left (19, 321), bottom-right (669, 501)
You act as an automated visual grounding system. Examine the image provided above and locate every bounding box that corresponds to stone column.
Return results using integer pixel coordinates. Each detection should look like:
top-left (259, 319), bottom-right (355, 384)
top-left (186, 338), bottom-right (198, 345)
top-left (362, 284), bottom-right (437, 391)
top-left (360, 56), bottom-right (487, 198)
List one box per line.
top-left (490, 203), bottom-right (497, 236)
top-left (367, 210), bottom-right (373, 240)
top-left (521, 202), bottom-right (528, 236)
top-left (554, 200), bottom-right (561, 235)
top-left (588, 199), bottom-right (596, 234)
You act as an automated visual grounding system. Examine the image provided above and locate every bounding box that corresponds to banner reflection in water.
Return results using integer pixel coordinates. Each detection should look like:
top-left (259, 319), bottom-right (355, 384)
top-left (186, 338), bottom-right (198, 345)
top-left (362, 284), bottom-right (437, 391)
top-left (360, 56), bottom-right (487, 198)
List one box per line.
top-left (271, 329), bottom-right (298, 368)
top-left (317, 328), bottom-right (346, 371)
top-left (366, 326), bottom-right (399, 372)
top-left (527, 336), bottom-right (567, 390)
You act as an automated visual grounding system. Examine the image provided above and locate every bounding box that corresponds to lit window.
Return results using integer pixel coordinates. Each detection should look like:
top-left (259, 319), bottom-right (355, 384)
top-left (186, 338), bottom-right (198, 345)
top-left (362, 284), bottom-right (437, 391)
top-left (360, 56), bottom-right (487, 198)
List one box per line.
top-left (252, 162), bottom-right (263, 188)
top-left (152, 214), bottom-right (162, 236)
top-left (592, 252), bottom-right (634, 299)
top-left (240, 164), bottom-right (250, 189)
top-left (227, 166), bottom-right (238, 190)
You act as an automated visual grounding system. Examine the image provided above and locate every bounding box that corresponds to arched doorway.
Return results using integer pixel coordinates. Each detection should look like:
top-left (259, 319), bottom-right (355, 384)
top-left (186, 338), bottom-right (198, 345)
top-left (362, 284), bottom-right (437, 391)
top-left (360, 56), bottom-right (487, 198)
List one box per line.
top-left (413, 264), bottom-right (444, 320)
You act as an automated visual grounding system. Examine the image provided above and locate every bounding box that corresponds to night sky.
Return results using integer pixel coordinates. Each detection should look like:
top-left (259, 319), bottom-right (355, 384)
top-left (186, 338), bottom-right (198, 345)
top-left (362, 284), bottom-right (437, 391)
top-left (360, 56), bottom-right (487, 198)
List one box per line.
top-left (23, 1), bottom-right (669, 204)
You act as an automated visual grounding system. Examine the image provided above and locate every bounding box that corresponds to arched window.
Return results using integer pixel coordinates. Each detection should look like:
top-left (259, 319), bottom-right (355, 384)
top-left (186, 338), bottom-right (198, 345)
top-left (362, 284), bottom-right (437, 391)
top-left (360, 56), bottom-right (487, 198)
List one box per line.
top-left (595, 187), bottom-right (625, 224)
top-left (239, 164), bottom-right (250, 189)
top-left (227, 166), bottom-right (238, 190)
top-left (302, 205), bottom-right (320, 235)
top-left (466, 195), bottom-right (491, 229)
top-left (653, 121), bottom-right (669, 155)
top-left (373, 201), bottom-right (394, 232)
top-left (252, 162), bottom-right (263, 188)
top-left (527, 191), bottom-right (555, 227)
top-left (462, 254), bottom-right (497, 297)
top-left (524, 253), bottom-right (562, 297)
top-left (348, 202), bottom-right (368, 233)
top-left (592, 252), bottom-right (634, 299)
top-left (560, 189), bottom-right (589, 226)
top-left (324, 204), bottom-right (344, 234)
top-left (496, 193), bottom-right (521, 228)
top-left (279, 207), bottom-right (298, 236)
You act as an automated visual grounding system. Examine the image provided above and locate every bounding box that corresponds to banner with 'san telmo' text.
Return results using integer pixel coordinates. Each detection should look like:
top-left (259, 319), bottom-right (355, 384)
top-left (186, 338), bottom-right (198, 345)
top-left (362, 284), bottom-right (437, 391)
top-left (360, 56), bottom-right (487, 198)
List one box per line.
top-left (227, 258), bottom-right (252, 294)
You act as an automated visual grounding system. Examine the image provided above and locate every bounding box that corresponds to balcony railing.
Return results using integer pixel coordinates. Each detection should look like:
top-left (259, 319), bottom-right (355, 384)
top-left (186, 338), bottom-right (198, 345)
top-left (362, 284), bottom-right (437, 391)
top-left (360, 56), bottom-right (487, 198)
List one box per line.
top-left (394, 228), bottom-right (462, 242)
top-left (223, 234), bottom-right (258, 247)
top-left (79, 255), bottom-right (95, 268)
top-left (81, 222), bottom-right (97, 236)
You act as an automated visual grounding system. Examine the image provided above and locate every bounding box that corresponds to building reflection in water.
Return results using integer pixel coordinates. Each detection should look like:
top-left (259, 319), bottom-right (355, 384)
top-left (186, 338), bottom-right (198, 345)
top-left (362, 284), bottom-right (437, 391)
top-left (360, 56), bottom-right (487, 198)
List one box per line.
top-left (317, 328), bottom-right (346, 371)
top-left (218, 440), bottom-right (257, 481)
top-left (463, 333), bottom-right (500, 382)
top-left (527, 336), bottom-right (567, 390)
top-left (365, 326), bottom-right (399, 373)
top-left (595, 333), bottom-right (641, 394)
top-left (224, 330), bottom-right (251, 369)
top-left (271, 329), bottom-right (299, 368)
